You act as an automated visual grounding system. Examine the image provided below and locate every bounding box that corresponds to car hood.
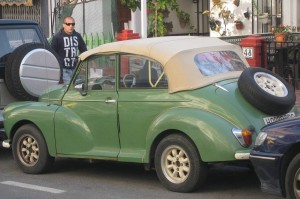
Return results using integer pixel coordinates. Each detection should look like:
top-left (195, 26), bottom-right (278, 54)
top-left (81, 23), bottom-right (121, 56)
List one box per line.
top-left (39, 84), bottom-right (66, 104)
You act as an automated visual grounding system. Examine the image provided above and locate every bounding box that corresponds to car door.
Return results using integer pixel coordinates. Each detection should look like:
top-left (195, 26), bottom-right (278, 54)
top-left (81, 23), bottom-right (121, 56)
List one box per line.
top-left (54, 54), bottom-right (120, 158)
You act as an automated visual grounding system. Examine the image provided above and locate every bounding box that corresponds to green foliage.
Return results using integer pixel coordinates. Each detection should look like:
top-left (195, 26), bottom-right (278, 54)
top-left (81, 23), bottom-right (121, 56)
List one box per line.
top-left (120, 0), bottom-right (192, 37)
top-left (120, 0), bottom-right (140, 12)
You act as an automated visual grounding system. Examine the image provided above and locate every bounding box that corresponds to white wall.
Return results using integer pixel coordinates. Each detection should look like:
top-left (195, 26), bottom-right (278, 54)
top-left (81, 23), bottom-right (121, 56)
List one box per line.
top-left (283, 0), bottom-right (299, 29)
top-left (209, 0), bottom-right (252, 37)
top-left (72, 0), bottom-right (112, 41)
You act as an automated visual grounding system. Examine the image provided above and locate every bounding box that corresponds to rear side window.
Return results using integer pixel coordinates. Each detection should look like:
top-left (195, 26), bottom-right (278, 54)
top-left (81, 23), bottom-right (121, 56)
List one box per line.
top-left (194, 51), bottom-right (247, 76)
top-left (2, 28), bottom-right (41, 53)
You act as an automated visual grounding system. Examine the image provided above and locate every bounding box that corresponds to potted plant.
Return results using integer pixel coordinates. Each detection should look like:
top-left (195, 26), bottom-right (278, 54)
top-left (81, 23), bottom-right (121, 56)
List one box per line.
top-left (234, 20), bottom-right (244, 30)
top-left (243, 8), bottom-right (250, 19)
top-left (272, 24), bottom-right (292, 43)
top-left (177, 10), bottom-right (191, 28)
top-left (208, 18), bottom-right (221, 32)
top-left (163, 22), bottom-right (173, 33)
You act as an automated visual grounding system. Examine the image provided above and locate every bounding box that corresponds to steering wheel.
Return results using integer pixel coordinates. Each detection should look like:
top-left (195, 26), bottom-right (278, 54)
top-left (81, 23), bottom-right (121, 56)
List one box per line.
top-left (123, 74), bottom-right (136, 88)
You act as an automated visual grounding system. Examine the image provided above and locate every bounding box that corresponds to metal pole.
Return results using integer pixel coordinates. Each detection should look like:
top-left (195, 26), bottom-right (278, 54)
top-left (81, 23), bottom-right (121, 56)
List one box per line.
top-left (141, 0), bottom-right (147, 38)
top-left (82, 0), bottom-right (86, 35)
top-left (197, 0), bottom-right (199, 35)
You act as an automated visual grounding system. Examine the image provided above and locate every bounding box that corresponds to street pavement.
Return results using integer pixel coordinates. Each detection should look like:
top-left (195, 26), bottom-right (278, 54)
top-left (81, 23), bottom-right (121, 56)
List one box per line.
top-left (0, 148), bottom-right (280, 199)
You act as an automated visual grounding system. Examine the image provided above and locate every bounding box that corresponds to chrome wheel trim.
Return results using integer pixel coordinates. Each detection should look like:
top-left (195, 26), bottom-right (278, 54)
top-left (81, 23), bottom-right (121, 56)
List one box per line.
top-left (161, 145), bottom-right (190, 184)
top-left (254, 72), bottom-right (288, 97)
top-left (17, 134), bottom-right (39, 167)
top-left (293, 167), bottom-right (300, 198)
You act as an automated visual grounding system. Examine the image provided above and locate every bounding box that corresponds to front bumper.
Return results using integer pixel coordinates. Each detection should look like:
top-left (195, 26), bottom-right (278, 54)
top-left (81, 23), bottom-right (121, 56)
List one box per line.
top-left (0, 108), bottom-right (6, 141)
top-left (250, 152), bottom-right (284, 197)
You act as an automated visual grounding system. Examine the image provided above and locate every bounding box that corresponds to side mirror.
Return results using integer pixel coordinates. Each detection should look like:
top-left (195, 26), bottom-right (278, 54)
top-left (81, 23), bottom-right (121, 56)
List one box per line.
top-left (80, 83), bottom-right (88, 96)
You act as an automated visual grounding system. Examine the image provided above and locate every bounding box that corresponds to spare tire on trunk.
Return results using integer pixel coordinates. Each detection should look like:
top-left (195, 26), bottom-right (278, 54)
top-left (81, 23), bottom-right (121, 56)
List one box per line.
top-left (5, 43), bottom-right (61, 101)
top-left (238, 67), bottom-right (295, 116)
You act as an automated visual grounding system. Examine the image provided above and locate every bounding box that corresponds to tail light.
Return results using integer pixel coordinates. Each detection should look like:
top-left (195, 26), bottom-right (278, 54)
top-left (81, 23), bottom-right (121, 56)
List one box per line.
top-left (232, 127), bottom-right (254, 147)
top-left (241, 129), bottom-right (252, 146)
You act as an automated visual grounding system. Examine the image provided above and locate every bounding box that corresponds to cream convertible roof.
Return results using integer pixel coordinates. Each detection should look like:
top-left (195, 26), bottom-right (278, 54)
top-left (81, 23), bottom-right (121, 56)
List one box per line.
top-left (79, 36), bottom-right (249, 93)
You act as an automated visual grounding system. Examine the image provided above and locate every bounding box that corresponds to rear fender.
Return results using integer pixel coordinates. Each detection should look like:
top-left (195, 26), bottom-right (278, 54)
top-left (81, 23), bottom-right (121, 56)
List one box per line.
top-left (145, 108), bottom-right (247, 162)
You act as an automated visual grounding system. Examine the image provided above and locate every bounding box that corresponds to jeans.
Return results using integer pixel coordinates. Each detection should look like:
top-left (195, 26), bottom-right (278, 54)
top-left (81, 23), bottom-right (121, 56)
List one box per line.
top-left (63, 68), bottom-right (74, 85)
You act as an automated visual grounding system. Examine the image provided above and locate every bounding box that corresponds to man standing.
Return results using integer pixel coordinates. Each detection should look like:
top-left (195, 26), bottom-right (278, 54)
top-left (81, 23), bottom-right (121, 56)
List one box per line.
top-left (51, 16), bottom-right (87, 85)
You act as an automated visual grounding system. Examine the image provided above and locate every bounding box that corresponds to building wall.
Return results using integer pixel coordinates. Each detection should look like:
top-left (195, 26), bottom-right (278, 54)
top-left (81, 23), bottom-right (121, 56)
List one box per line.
top-left (1, 0), bottom-right (50, 37)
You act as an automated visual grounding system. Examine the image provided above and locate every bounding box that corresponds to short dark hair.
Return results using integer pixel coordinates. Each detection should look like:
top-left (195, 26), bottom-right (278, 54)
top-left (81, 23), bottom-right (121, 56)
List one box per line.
top-left (63, 16), bottom-right (75, 23)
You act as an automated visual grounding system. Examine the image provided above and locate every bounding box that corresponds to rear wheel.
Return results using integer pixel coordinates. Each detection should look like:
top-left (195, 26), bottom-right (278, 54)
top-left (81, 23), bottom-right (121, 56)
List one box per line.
top-left (12, 124), bottom-right (54, 174)
top-left (154, 134), bottom-right (207, 192)
top-left (286, 153), bottom-right (300, 199)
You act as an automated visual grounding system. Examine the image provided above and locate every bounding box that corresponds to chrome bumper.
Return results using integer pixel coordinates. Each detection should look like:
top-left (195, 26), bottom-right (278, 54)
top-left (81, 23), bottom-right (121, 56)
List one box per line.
top-left (235, 152), bottom-right (250, 160)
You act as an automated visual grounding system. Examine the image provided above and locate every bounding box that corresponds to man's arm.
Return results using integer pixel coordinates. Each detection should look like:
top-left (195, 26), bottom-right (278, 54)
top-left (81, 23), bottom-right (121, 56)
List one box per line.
top-left (78, 34), bottom-right (87, 53)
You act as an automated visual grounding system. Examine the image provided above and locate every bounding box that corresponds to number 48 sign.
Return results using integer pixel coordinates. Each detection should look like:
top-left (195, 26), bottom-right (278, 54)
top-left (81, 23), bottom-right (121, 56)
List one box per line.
top-left (242, 47), bottom-right (254, 59)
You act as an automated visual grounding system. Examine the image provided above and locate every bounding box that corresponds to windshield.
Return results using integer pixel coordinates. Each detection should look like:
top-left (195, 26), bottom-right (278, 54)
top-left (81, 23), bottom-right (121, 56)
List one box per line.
top-left (194, 51), bottom-right (247, 76)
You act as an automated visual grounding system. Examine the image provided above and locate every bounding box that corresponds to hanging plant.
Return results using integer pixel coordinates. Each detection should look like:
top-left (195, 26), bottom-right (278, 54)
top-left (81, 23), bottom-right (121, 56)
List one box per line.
top-left (234, 20), bottom-right (244, 30)
top-left (244, 8), bottom-right (250, 19)
top-left (209, 18), bottom-right (221, 32)
top-left (177, 10), bottom-right (191, 28)
top-left (233, 0), bottom-right (240, 7)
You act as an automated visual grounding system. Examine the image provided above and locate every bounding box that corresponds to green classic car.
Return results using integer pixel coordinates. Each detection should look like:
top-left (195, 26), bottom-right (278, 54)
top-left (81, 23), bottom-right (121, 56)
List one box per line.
top-left (2, 36), bottom-right (298, 192)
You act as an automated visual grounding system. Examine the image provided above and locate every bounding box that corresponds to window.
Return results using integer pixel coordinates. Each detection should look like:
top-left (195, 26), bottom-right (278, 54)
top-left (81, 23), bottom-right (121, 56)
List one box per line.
top-left (119, 55), bottom-right (167, 89)
top-left (6, 29), bottom-right (41, 49)
top-left (194, 51), bottom-right (247, 76)
top-left (74, 55), bottom-right (116, 90)
top-left (252, 0), bottom-right (282, 34)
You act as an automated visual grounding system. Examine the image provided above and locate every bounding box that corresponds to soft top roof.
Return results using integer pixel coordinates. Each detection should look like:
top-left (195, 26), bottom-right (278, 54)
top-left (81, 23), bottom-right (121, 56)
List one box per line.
top-left (80, 36), bottom-right (248, 93)
top-left (80, 36), bottom-right (235, 65)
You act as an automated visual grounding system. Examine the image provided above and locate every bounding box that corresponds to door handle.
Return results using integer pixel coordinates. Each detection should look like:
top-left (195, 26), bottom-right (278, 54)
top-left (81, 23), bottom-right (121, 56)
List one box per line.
top-left (105, 98), bottom-right (116, 103)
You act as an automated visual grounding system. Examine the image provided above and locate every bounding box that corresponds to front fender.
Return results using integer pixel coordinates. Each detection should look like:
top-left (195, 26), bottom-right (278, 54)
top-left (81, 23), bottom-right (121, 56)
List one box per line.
top-left (145, 107), bottom-right (248, 162)
top-left (4, 102), bottom-right (59, 156)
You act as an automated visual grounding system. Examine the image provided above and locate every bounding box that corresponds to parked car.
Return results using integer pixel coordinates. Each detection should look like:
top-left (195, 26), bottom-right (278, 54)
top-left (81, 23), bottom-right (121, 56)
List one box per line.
top-left (0, 19), bottom-right (61, 142)
top-left (250, 116), bottom-right (300, 199)
top-left (2, 36), bottom-right (298, 192)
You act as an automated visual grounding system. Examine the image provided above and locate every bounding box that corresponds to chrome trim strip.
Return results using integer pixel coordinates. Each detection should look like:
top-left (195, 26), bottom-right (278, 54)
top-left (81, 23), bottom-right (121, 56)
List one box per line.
top-left (249, 154), bottom-right (276, 161)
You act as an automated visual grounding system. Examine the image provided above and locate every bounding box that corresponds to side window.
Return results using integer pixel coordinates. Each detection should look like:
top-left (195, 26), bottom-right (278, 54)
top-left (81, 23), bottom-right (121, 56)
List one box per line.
top-left (74, 55), bottom-right (116, 90)
top-left (120, 55), bottom-right (168, 89)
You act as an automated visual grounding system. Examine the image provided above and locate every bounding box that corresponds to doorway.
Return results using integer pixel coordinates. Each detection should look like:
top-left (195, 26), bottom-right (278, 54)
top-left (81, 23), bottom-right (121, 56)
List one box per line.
top-left (116, 0), bottom-right (131, 32)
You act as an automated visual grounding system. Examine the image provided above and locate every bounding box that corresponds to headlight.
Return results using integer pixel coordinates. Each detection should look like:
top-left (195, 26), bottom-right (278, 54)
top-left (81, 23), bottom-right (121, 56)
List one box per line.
top-left (255, 132), bottom-right (267, 146)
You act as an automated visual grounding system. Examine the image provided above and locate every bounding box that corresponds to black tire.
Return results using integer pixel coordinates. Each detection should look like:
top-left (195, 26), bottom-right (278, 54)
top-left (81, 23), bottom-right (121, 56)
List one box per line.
top-left (285, 153), bottom-right (300, 199)
top-left (12, 124), bottom-right (54, 174)
top-left (238, 67), bottom-right (295, 115)
top-left (154, 134), bottom-right (208, 192)
top-left (5, 43), bottom-right (61, 101)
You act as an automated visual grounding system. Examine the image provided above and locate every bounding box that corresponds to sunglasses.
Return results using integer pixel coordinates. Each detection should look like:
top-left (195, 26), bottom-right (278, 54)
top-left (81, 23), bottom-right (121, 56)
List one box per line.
top-left (64, 23), bottom-right (75, 26)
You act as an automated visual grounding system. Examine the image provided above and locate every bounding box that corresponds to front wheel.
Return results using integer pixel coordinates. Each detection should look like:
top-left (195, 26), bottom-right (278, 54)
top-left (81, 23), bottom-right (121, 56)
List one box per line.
top-left (285, 153), bottom-right (300, 199)
top-left (12, 124), bottom-right (54, 174)
top-left (154, 134), bottom-right (207, 192)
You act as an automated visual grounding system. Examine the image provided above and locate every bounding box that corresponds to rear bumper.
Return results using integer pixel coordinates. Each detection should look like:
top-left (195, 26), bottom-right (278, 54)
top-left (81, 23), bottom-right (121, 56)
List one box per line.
top-left (250, 152), bottom-right (284, 197)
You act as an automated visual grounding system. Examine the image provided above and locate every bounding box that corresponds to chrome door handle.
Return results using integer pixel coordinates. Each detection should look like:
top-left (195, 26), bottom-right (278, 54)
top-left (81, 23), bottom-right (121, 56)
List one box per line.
top-left (105, 98), bottom-right (117, 103)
